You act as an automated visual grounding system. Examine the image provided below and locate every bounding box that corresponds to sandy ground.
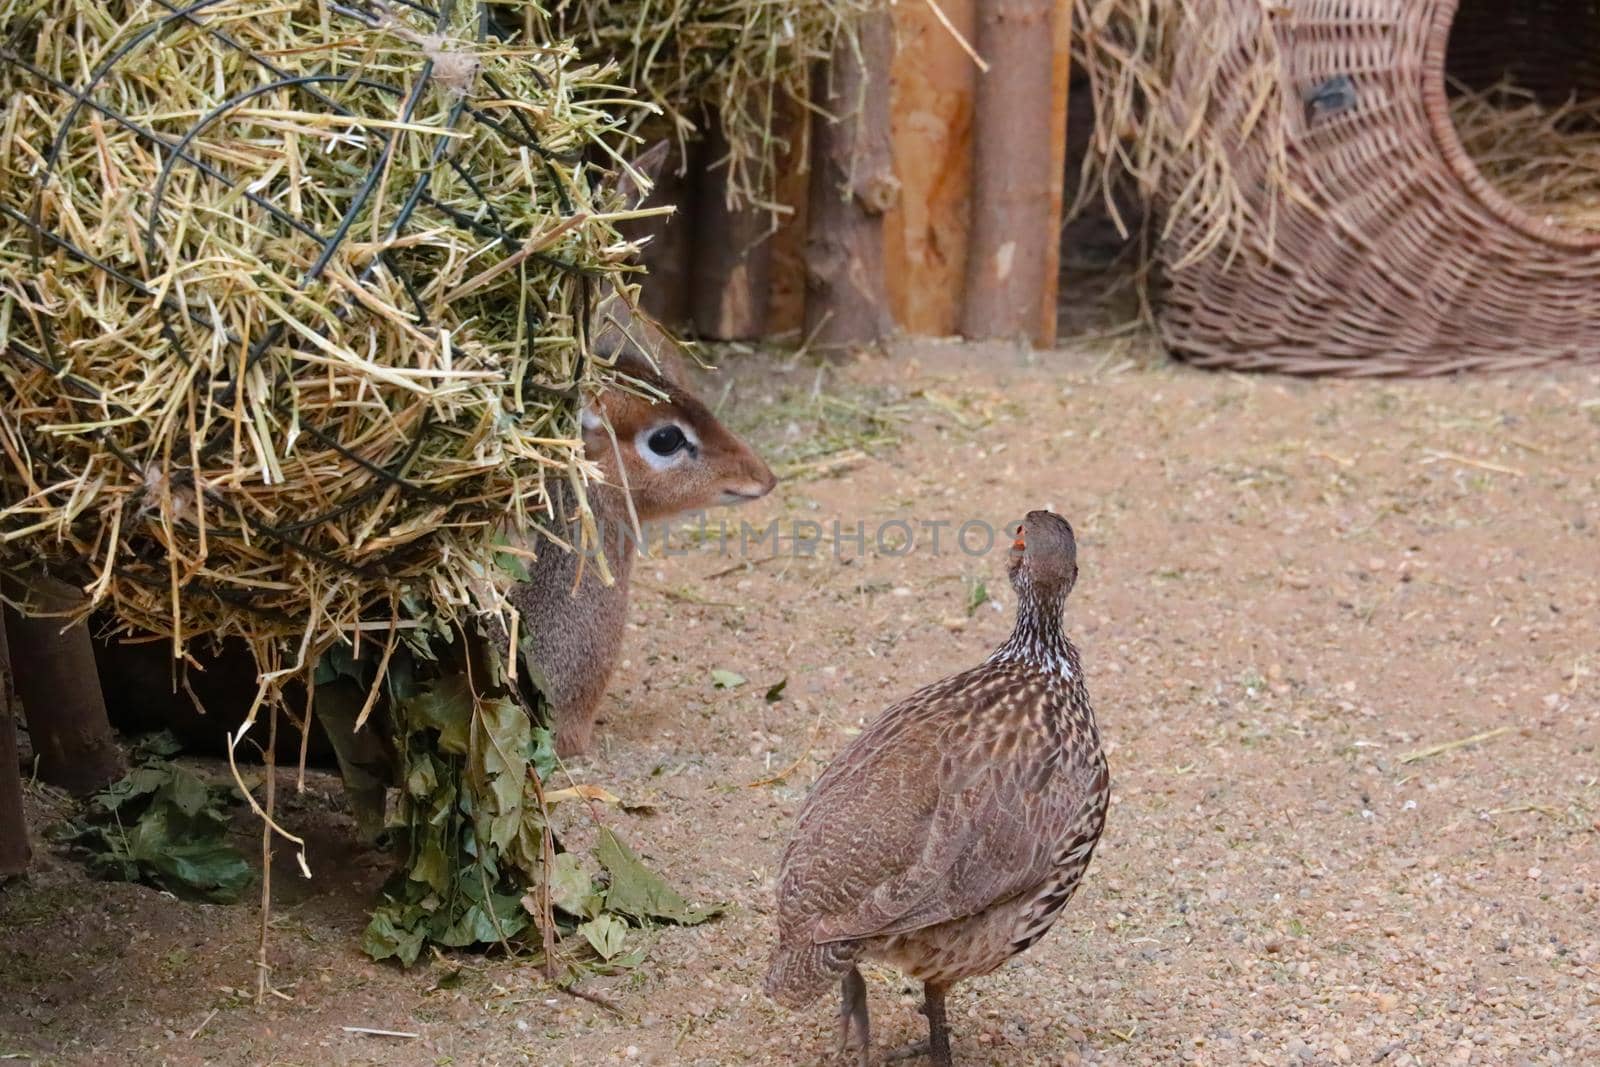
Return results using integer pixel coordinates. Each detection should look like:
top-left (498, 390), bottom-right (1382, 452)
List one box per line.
top-left (3, 335), bottom-right (1598, 1066)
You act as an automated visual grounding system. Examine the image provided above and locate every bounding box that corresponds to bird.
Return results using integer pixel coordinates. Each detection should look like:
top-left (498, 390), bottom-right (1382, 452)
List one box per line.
top-left (764, 509), bottom-right (1109, 1065)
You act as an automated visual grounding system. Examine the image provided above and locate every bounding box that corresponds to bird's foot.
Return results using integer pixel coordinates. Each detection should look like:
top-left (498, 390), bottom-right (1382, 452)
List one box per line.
top-left (884, 1039), bottom-right (931, 1062)
top-left (837, 1017), bottom-right (870, 1066)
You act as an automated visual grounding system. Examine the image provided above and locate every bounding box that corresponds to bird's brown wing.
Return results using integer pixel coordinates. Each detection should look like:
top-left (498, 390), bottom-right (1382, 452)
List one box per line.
top-left (811, 675), bottom-right (1083, 944)
top-left (773, 679), bottom-right (962, 934)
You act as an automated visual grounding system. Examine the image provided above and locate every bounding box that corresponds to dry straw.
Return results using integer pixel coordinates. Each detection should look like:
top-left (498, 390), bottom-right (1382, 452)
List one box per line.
top-left (1450, 81), bottom-right (1600, 235)
top-left (1069, 0), bottom-right (1297, 271)
top-left (543, 0), bottom-right (877, 211)
top-left (0, 0), bottom-right (645, 669)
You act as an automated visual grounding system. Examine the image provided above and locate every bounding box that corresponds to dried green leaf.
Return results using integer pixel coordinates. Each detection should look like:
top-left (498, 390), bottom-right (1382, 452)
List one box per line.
top-left (124, 818), bottom-right (251, 902)
top-left (545, 853), bottom-right (603, 919)
top-left (529, 725), bottom-right (558, 782)
top-left (492, 532), bottom-right (531, 583)
top-left (577, 914), bottom-right (627, 960)
top-left (132, 731), bottom-right (184, 760)
top-left (407, 835), bottom-right (452, 895)
top-left (58, 757), bottom-right (250, 903)
top-left (439, 903), bottom-right (519, 948)
top-left (595, 828), bottom-right (723, 926)
top-left (363, 900), bottom-right (429, 966)
top-left (475, 697), bottom-right (531, 800)
top-left (406, 675), bottom-right (474, 753)
top-left (405, 755), bottom-right (441, 798)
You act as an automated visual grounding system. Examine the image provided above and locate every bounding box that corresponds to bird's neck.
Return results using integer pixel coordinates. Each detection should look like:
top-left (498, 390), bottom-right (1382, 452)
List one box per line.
top-left (989, 580), bottom-right (1073, 676)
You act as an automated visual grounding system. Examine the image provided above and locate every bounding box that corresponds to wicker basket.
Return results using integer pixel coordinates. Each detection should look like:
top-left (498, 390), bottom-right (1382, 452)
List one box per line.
top-left (1158, 0), bottom-right (1600, 376)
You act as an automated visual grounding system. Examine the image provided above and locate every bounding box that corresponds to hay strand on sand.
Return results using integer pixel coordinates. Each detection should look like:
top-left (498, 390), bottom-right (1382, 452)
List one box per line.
top-left (1399, 726), bottom-right (1514, 766)
top-left (0, 0), bottom-right (644, 665)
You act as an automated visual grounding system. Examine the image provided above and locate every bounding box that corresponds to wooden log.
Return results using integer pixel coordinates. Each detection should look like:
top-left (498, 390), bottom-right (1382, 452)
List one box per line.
top-left (765, 95), bottom-right (814, 338)
top-left (884, 0), bottom-right (979, 335)
top-left (804, 10), bottom-right (898, 349)
top-left (0, 616), bottom-right (29, 878)
top-left (961, 0), bottom-right (1060, 344)
top-left (627, 139), bottom-right (699, 331)
top-left (690, 119), bottom-right (773, 341)
top-left (1039, 0), bottom-right (1073, 345)
top-left (4, 579), bottom-right (125, 796)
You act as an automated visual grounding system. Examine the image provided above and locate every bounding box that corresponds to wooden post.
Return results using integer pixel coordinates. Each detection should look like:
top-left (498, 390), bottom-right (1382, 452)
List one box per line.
top-left (764, 95), bottom-right (814, 338)
top-left (1040, 0), bottom-right (1073, 345)
top-left (690, 119), bottom-right (773, 341)
top-left (884, 0), bottom-right (979, 335)
top-left (4, 579), bottom-right (124, 796)
top-left (961, 0), bottom-right (1061, 344)
top-left (804, 10), bottom-right (898, 349)
top-left (0, 616), bottom-right (29, 878)
top-left (627, 139), bottom-right (699, 331)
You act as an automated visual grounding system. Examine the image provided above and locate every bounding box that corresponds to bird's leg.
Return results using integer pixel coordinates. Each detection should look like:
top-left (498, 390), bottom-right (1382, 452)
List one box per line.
top-left (884, 982), bottom-right (953, 1065)
top-left (923, 983), bottom-right (952, 1067)
top-left (836, 967), bottom-right (870, 1066)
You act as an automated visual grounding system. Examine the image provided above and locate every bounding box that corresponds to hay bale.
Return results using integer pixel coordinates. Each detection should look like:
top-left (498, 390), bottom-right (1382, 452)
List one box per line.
top-left (542, 0), bottom-right (877, 210)
top-left (0, 0), bottom-right (643, 661)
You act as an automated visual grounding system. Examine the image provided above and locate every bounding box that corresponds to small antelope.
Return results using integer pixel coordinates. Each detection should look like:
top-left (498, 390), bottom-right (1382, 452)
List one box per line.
top-left (507, 145), bottom-right (776, 757)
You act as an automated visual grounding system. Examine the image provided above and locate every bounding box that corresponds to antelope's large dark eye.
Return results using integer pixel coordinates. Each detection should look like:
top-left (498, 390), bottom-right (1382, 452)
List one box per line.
top-left (647, 425), bottom-right (688, 456)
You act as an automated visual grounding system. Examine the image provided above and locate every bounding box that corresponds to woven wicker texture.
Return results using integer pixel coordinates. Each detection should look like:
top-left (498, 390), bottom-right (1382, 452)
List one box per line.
top-left (1157, 0), bottom-right (1600, 376)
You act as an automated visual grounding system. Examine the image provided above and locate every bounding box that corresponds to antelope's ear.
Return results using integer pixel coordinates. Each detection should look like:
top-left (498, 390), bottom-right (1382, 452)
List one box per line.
top-left (610, 140), bottom-right (672, 212)
top-left (590, 281), bottom-right (640, 355)
top-left (589, 141), bottom-right (673, 358)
